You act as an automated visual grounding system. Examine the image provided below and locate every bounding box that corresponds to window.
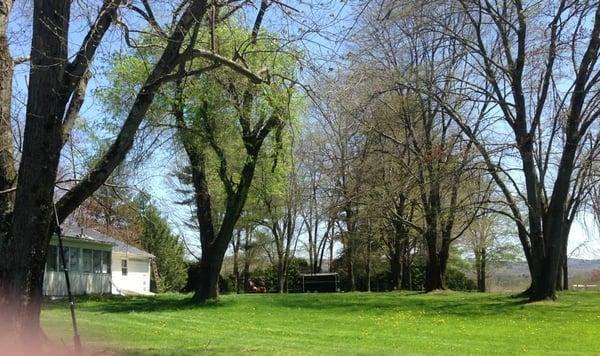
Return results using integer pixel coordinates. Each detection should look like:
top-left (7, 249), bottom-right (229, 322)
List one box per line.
top-left (82, 249), bottom-right (93, 273)
top-left (68, 247), bottom-right (81, 273)
top-left (93, 250), bottom-right (102, 273)
top-left (46, 245), bottom-right (58, 272)
top-left (121, 259), bottom-right (127, 276)
top-left (102, 251), bottom-right (111, 274)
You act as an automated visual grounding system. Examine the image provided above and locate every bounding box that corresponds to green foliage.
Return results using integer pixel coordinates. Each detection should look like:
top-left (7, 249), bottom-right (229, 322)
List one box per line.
top-left (138, 198), bottom-right (188, 293)
top-left (445, 267), bottom-right (477, 291)
top-left (252, 257), bottom-right (310, 292)
top-left (407, 250), bottom-right (476, 291)
top-left (98, 21), bottom-right (305, 226)
top-left (43, 292), bottom-right (600, 354)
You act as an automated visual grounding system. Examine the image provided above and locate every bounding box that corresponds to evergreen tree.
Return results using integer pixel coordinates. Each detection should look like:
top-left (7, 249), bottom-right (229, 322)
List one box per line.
top-left (138, 198), bottom-right (188, 293)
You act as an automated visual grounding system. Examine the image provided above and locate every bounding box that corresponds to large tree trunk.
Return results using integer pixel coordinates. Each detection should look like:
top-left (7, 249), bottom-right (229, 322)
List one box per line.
top-left (193, 245), bottom-right (226, 301)
top-left (423, 227), bottom-right (446, 291)
top-left (4, 0), bottom-right (203, 331)
top-left (425, 252), bottom-right (445, 291)
top-left (0, 0), bottom-right (71, 338)
top-left (1, 0), bottom-right (208, 342)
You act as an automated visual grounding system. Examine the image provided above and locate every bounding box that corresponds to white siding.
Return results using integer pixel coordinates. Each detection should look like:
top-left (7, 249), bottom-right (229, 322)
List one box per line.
top-left (43, 271), bottom-right (111, 296)
top-left (111, 253), bottom-right (151, 295)
top-left (43, 239), bottom-right (112, 296)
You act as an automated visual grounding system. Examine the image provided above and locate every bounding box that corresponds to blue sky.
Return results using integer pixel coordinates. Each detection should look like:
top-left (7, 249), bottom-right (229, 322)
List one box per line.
top-left (7, 1), bottom-right (600, 260)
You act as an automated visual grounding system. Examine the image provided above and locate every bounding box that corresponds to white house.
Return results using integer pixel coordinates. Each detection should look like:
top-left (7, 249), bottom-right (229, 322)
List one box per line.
top-left (43, 224), bottom-right (154, 296)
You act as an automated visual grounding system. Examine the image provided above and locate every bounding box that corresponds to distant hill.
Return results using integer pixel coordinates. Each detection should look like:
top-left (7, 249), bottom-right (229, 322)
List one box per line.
top-left (488, 259), bottom-right (600, 291)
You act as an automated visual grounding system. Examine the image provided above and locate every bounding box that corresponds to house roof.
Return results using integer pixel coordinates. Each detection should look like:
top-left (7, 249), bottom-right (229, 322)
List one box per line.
top-left (61, 224), bottom-right (155, 258)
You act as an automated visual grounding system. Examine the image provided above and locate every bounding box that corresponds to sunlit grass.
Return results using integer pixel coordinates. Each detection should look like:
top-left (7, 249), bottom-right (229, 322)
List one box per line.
top-left (42, 291), bottom-right (600, 355)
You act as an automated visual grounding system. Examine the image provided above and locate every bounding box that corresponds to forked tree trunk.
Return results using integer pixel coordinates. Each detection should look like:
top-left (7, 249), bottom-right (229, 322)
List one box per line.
top-left (182, 114), bottom-right (278, 301)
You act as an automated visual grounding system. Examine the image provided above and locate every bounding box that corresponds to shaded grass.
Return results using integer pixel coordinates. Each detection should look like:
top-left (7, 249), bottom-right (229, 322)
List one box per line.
top-left (42, 291), bottom-right (600, 355)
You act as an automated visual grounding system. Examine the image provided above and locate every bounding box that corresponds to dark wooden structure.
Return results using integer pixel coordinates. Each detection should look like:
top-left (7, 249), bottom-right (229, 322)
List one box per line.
top-left (301, 273), bottom-right (340, 292)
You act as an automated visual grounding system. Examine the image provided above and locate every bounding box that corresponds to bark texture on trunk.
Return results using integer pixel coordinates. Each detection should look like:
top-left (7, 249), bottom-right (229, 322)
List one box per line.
top-left (0, 0), bottom-right (15, 218)
top-left (424, 240), bottom-right (446, 291)
top-left (0, 0), bottom-right (209, 339)
top-left (0, 0), bottom-right (71, 337)
top-left (193, 245), bottom-right (226, 301)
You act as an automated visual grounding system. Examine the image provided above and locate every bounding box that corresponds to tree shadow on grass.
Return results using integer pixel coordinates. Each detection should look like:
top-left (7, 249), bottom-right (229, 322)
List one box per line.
top-left (266, 292), bottom-right (532, 317)
top-left (44, 294), bottom-right (234, 314)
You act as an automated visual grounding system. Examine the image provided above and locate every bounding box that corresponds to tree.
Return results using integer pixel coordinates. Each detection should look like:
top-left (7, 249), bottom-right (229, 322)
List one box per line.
top-left (138, 199), bottom-right (188, 293)
top-left (463, 214), bottom-right (520, 292)
top-left (312, 74), bottom-right (371, 291)
top-left (297, 128), bottom-right (335, 274)
top-left (170, 27), bottom-right (302, 301)
top-left (255, 148), bottom-right (304, 293)
top-left (421, 0), bottom-right (600, 300)
top-left (316, 2), bottom-right (489, 291)
top-left (0, 0), bottom-right (265, 338)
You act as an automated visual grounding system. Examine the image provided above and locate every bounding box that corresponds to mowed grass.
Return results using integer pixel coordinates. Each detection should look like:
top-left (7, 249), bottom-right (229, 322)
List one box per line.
top-left (42, 291), bottom-right (600, 355)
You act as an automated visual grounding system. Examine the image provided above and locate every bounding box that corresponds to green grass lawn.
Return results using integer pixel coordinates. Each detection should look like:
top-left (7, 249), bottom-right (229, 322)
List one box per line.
top-left (42, 291), bottom-right (600, 355)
